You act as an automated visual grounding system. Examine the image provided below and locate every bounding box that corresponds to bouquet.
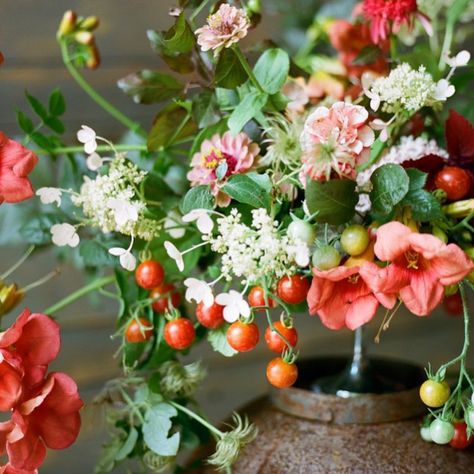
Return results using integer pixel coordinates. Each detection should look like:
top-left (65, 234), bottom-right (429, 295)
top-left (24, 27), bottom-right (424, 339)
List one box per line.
top-left (1, 0), bottom-right (474, 471)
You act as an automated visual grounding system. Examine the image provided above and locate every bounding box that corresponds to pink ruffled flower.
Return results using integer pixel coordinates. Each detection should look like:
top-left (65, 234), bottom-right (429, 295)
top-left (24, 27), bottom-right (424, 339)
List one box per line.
top-left (362, 0), bottom-right (432, 44)
top-left (307, 264), bottom-right (396, 330)
top-left (0, 133), bottom-right (38, 205)
top-left (187, 131), bottom-right (259, 207)
top-left (195, 4), bottom-right (250, 55)
top-left (300, 102), bottom-right (374, 182)
top-left (361, 222), bottom-right (474, 316)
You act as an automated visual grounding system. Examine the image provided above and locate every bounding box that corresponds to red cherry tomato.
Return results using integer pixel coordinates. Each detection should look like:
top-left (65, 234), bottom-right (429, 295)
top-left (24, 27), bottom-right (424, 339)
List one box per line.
top-left (276, 275), bottom-right (310, 305)
top-left (443, 293), bottom-right (463, 316)
top-left (248, 286), bottom-right (276, 312)
top-left (226, 321), bottom-right (259, 352)
top-left (164, 318), bottom-right (195, 350)
top-left (150, 283), bottom-right (181, 313)
top-left (135, 260), bottom-right (165, 290)
top-left (449, 422), bottom-right (473, 449)
top-left (266, 357), bottom-right (298, 388)
top-left (125, 318), bottom-right (153, 343)
top-left (265, 321), bottom-right (298, 353)
top-left (196, 301), bottom-right (225, 329)
top-left (435, 166), bottom-right (471, 201)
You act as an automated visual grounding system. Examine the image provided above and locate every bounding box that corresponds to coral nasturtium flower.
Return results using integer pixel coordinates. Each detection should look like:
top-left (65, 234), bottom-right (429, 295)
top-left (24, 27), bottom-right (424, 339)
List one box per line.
top-left (361, 222), bottom-right (474, 316)
top-left (307, 265), bottom-right (396, 330)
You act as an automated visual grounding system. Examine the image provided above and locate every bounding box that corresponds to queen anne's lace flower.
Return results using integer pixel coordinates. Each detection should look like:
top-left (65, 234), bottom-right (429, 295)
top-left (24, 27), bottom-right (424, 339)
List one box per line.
top-left (196, 4), bottom-right (250, 55)
top-left (71, 156), bottom-right (160, 240)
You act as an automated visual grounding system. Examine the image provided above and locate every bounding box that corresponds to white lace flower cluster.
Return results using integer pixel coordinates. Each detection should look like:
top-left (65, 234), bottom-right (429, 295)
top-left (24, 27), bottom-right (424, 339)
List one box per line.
top-left (208, 208), bottom-right (309, 284)
top-left (72, 156), bottom-right (160, 241)
top-left (364, 64), bottom-right (453, 114)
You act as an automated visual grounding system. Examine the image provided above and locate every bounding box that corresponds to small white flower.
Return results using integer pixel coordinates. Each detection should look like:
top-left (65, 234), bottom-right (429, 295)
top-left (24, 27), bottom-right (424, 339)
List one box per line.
top-left (77, 125), bottom-right (98, 154)
top-left (164, 210), bottom-right (186, 239)
top-left (108, 247), bottom-right (137, 271)
top-left (184, 278), bottom-right (214, 308)
top-left (446, 50), bottom-right (471, 68)
top-left (36, 187), bottom-right (62, 206)
top-left (182, 209), bottom-right (214, 234)
top-left (433, 79), bottom-right (455, 101)
top-left (293, 241), bottom-right (310, 267)
top-left (215, 290), bottom-right (250, 323)
top-left (51, 223), bottom-right (80, 248)
top-left (164, 241), bottom-right (184, 271)
top-left (107, 198), bottom-right (139, 226)
top-left (86, 152), bottom-right (103, 171)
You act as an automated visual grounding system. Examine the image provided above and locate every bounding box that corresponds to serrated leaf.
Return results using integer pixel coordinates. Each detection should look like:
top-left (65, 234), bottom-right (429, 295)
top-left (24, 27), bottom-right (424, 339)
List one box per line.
top-left (25, 92), bottom-right (48, 121)
top-left (253, 48), bottom-right (290, 94)
top-left (305, 179), bottom-right (358, 225)
top-left (16, 110), bottom-right (34, 134)
top-left (181, 185), bottom-right (214, 214)
top-left (215, 48), bottom-right (247, 89)
top-left (143, 403), bottom-right (180, 456)
top-left (118, 70), bottom-right (184, 104)
top-left (228, 90), bottom-right (268, 135)
top-left (48, 89), bottom-right (66, 116)
top-left (207, 325), bottom-right (237, 357)
top-left (222, 173), bottom-right (270, 209)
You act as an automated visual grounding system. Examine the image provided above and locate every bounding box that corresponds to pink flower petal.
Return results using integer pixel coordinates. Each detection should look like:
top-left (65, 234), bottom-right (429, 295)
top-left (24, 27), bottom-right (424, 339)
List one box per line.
top-left (373, 222), bottom-right (413, 261)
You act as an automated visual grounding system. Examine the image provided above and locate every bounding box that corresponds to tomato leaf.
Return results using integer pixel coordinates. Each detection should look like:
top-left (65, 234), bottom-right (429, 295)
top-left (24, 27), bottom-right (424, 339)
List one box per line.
top-left (305, 179), bottom-right (358, 225)
top-left (207, 325), bottom-right (238, 357)
top-left (253, 48), bottom-right (290, 94)
top-left (143, 403), bottom-right (180, 456)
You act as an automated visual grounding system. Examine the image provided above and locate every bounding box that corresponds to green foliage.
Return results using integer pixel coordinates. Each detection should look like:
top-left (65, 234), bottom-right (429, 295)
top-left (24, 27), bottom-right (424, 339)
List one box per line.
top-left (143, 403), bottom-right (180, 456)
top-left (253, 48), bottom-right (290, 94)
top-left (20, 214), bottom-right (62, 245)
top-left (181, 185), bottom-right (214, 213)
top-left (79, 240), bottom-right (117, 267)
top-left (222, 172), bottom-right (271, 210)
top-left (192, 91), bottom-right (221, 128)
top-left (207, 325), bottom-right (238, 357)
top-left (215, 48), bottom-right (248, 89)
top-left (228, 90), bottom-right (268, 135)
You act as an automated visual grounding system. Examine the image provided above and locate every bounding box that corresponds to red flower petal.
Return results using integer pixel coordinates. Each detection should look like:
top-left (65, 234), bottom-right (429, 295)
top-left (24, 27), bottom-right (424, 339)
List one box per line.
top-left (445, 109), bottom-right (474, 161)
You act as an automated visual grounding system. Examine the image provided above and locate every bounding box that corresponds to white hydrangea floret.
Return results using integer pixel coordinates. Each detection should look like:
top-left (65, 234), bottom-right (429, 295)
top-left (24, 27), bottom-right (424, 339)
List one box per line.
top-left (164, 241), bottom-right (184, 272)
top-left (109, 246), bottom-right (136, 271)
top-left (184, 278), bottom-right (214, 308)
top-left (215, 290), bottom-right (250, 323)
top-left (77, 125), bottom-right (98, 154)
top-left (36, 187), bottom-right (62, 206)
top-left (182, 209), bottom-right (214, 234)
top-left (51, 223), bottom-right (80, 248)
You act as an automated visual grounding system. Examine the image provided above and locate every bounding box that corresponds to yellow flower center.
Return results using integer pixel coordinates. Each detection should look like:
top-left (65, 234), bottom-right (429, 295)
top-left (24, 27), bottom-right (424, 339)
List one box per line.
top-left (202, 147), bottom-right (224, 170)
top-left (405, 250), bottom-right (419, 269)
top-left (347, 274), bottom-right (360, 284)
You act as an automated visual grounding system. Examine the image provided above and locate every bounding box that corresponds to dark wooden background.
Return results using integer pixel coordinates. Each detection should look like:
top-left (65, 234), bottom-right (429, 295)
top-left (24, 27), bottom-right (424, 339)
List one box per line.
top-left (0, 1), bottom-right (470, 472)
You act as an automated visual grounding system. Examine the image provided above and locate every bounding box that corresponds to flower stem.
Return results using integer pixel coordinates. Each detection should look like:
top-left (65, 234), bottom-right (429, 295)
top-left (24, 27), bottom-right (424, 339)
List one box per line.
top-left (233, 46), bottom-right (265, 94)
top-left (170, 401), bottom-right (223, 438)
top-left (37, 143), bottom-right (148, 157)
top-left (59, 40), bottom-right (146, 137)
top-left (43, 275), bottom-right (116, 315)
top-left (1, 245), bottom-right (35, 280)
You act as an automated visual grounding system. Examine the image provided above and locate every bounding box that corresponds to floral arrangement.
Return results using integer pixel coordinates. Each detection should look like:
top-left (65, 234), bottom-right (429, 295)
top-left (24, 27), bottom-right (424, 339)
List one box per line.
top-left (2, 0), bottom-right (474, 470)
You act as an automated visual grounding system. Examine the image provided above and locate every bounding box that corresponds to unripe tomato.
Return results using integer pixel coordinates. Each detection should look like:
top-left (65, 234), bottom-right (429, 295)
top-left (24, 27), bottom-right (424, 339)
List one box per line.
top-left (435, 166), bottom-right (471, 201)
top-left (276, 275), bottom-right (310, 305)
top-left (287, 219), bottom-right (316, 246)
top-left (449, 422), bottom-right (473, 449)
top-left (430, 419), bottom-right (454, 444)
top-left (419, 380), bottom-right (451, 408)
top-left (340, 225), bottom-right (370, 256)
top-left (226, 321), bottom-right (259, 352)
top-left (312, 245), bottom-right (341, 270)
top-left (420, 426), bottom-right (432, 442)
top-left (150, 283), bottom-right (181, 313)
top-left (248, 286), bottom-right (276, 311)
top-left (266, 357), bottom-right (298, 388)
top-left (125, 318), bottom-right (153, 343)
top-left (265, 322), bottom-right (298, 353)
top-left (135, 260), bottom-right (165, 290)
top-left (196, 301), bottom-right (225, 329)
top-left (164, 318), bottom-right (195, 350)
top-left (466, 408), bottom-right (474, 427)
top-left (344, 241), bottom-right (375, 268)
top-left (443, 293), bottom-right (463, 316)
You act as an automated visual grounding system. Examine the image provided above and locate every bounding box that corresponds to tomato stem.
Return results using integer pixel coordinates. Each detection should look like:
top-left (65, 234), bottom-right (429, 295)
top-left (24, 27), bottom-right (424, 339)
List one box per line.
top-left (169, 401), bottom-right (223, 438)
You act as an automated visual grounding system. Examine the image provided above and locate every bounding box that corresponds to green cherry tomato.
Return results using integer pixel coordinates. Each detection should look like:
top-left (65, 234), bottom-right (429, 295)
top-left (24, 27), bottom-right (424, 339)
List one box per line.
top-left (312, 245), bottom-right (341, 270)
top-left (429, 419), bottom-right (454, 445)
top-left (340, 225), bottom-right (370, 256)
top-left (420, 426), bottom-right (432, 442)
top-left (287, 219), bottom-right (316, 246)
top-left (466, 408), bottom-right (474, 427)
top-left (419, 380), bottom-right (451, 408)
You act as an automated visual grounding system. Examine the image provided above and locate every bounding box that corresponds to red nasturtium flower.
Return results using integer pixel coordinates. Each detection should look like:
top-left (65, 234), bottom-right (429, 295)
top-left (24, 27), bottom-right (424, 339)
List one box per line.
top-left (0, 132), bottom-right (39, 205)
top-left (307, 265), bottom-right (396, 330)
top-left (360, 222), bottom-right (474, 315)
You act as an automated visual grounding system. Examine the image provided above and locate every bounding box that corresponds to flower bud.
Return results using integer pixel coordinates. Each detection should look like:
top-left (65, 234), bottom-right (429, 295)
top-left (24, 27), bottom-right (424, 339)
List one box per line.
top-left (443, 199), bottom-right (474, 218)
top-left (0, 283), bottom-right (24, 317)
top-left (86, 45), bottom-right (101, 69)
top-left (74, 30), bottom-right (94, 45)
top-left (432, 225), bottom-right (448, 244)
top-left (79, 16), bottom-right (100, 31)
top-left (58, 10), bottom-right (77, 37)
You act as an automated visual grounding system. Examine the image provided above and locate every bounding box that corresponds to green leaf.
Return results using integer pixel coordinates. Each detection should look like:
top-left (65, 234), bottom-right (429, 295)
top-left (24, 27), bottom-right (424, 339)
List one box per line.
top-left (352, 45), bottom-right (382, 65)
top-left (148, 13), bottom-right (195, 56)
top-left (215, 88), bottom-right (239, 109)
top-left (253, 48), bottom-right (290, 94)
top-left (44, 116), bottom-right (65, 134)
top-left (215, 48), bottom-right (247, 89)
top-left (207, 325), bottom-right (237, 357)
top-left (245, 171), bottom-right (272, 193)
top-left (192, 91), bottom-right (221, 128)
top-left (115, 428), bottom-right (138, 461)
top-left (16, 110), bottom-right (34, 134)
top-left (147, 104), bottom-right (196, 151)
top-left (25, 92), bottom-right (48, 121)
top-left (406, 168), bottom-right (428, 191)
top-left (118, 70), bottom-right (184, 104)
top-left (20, 214), bottom-right (61, 244)
top-left (143, 403), bottom-right (180, 456)
top-left (305, 179), bottom-right (358, 225)
top-left (222, 173), bottom-right (271, 209)
top-left (357, 138), bottom-right (386, 172)
top-left (369, 164), bottom-right (410, 215)
top-left (30, 132), bottom-right (54, 151)
top-left (48, 89), bottom-right (66, 116)
top-left (181, 185), bottom-right (214, 214)
top-left (79, 240), bottom-right (116, 267)
top-left (402, 189), bottom-right (443, 221)
top-left (228, 90), bottom-right (268, 135)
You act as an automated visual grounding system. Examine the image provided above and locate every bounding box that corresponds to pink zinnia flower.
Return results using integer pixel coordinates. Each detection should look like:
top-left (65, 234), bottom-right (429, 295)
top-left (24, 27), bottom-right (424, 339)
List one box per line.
top-left (362, 0), bottom-right (432, 44)
top-left (187, 131), bottom-right (259, 207)
top-left (0, 133), bottom-right (38, 205)
top-left (195, 4), bottom-right (250, 55)
top-left (307, 264), bottom-right (396, 330)
top-left (361, 222), bottom-right (474, 316)
top-left (300, 101), bottom-right (374, 182)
